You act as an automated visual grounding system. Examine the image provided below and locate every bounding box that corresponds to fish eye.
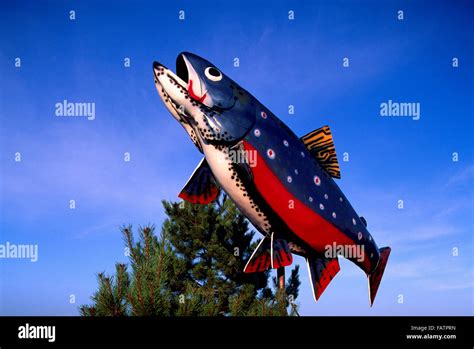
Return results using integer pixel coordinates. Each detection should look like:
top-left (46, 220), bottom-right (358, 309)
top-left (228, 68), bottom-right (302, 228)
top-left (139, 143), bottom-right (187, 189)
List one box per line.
top-left (204, 67), bottom-right (222, 82)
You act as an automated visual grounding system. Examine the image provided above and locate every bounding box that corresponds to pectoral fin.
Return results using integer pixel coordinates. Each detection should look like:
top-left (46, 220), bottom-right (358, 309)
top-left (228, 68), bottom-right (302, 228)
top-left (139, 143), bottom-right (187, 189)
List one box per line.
top-left (243, 236), bottom-right (271, 273)
top-left (244, 234), bottom-right (293, 273)
top-left (179, 158), bottom-right (220, 204)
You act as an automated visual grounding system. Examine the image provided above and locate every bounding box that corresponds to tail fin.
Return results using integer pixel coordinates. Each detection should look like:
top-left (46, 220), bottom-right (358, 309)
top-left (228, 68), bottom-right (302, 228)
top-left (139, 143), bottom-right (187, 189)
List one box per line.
top-left (368, 247), bottom-right (391, 306)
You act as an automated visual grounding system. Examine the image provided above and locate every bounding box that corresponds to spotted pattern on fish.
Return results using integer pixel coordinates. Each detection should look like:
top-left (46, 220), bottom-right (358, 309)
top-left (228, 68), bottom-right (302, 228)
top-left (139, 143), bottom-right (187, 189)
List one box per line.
top-left (200, 140), bottom-right (272, 234)
top-left (243, 105), bottom-right (380, 274)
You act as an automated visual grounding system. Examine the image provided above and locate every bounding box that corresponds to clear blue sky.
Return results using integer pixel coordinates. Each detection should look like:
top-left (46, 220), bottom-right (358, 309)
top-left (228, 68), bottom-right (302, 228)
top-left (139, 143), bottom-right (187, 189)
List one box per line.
top-left (0, 0), bottom-right (472, 315)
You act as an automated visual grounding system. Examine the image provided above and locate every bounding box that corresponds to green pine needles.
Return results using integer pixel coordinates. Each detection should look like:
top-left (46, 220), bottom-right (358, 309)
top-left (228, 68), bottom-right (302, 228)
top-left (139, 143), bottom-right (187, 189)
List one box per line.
top-left (80, 195), bottom-right (300, 316)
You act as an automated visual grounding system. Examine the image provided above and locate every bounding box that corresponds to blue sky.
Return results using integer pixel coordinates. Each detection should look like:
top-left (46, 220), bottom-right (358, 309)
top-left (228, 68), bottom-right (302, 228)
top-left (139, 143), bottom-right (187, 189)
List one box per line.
top-left (0, 0), bottom-right (473, 315)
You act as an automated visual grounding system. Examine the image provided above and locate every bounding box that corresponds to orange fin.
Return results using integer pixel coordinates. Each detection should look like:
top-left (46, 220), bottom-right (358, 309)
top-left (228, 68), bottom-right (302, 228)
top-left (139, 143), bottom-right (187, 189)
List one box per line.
top-left (300, 125), bottom-right (341, 179)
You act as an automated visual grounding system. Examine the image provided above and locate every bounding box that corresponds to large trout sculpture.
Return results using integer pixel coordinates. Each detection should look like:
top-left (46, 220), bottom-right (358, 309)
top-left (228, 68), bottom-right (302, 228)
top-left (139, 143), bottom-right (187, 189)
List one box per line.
top-left (153, 52), bottom-right (391, 305)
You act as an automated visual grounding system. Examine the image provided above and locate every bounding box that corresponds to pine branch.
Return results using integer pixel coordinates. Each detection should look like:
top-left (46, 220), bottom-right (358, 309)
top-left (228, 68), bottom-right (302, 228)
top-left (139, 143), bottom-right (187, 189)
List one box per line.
top-left (81, 199), bottom-right (301, 316)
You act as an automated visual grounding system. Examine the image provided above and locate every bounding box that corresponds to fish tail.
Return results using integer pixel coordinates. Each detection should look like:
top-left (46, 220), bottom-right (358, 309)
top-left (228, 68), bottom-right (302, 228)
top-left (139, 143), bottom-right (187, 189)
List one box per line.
top-left (367, 246), bottom-right (391, 306)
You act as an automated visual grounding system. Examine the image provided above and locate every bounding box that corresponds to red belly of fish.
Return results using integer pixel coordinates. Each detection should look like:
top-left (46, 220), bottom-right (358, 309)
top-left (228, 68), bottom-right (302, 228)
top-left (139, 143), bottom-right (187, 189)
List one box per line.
top-left (243, 141), bottom-right (359, 256)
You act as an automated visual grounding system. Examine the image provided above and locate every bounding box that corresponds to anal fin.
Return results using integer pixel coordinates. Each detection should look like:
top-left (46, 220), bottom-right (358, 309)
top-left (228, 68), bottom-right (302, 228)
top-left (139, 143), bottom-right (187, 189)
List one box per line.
top-left (306, 255), bottom-right (340, 301)
top-left (270, 233), bottom-right (293, 269)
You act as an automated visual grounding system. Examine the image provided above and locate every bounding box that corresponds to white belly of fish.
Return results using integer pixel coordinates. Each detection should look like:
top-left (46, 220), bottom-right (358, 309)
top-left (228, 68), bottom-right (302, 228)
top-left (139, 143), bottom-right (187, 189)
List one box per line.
top-left (201, 142), bottom-right (271, 234)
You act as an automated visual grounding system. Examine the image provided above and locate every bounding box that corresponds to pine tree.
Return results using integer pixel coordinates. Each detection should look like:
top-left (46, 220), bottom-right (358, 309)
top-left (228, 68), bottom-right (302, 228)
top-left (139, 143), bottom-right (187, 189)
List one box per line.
top-left (80, 195), bottom-right (300, 316)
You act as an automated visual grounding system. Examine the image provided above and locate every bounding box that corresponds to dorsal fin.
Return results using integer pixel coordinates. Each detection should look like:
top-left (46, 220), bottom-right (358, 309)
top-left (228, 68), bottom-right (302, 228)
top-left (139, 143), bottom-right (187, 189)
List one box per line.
top-left (300, 125), bottom-right (341, 179)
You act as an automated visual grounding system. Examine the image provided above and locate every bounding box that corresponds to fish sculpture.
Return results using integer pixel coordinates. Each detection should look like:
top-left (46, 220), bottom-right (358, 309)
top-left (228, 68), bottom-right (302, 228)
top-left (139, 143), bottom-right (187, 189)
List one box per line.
top-left (152, 52), bottom-right (391, 305)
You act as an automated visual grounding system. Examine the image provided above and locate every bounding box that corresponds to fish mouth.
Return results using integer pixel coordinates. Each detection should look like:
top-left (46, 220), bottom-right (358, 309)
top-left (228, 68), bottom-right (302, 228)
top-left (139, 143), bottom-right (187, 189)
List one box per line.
top-left (152, 58), bottom-right (205, 116)
top-left (176, 54), bottom-right (208, 103)
top-left (153, 60), bottom-right (204, 151)
top-left (153, 60), bottom-right (187, 90)
top-left (154, 54), bottom-right (236, 114)
top-left (176, 54), bottom-right (189, 85)
top-left (152, 60), bottom-right (194, 124)
top-left (154, 55), bottom-right (207, 105)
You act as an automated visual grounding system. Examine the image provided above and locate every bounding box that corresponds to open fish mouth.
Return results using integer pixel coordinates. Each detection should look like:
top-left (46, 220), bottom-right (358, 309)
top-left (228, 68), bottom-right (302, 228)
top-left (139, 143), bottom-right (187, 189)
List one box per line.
top-left (154, 55), bottom-right (236, 117)
top-left (152, 60), bottom-right (196, 125)
top-left (153, 56), bottom-right (207, 110)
